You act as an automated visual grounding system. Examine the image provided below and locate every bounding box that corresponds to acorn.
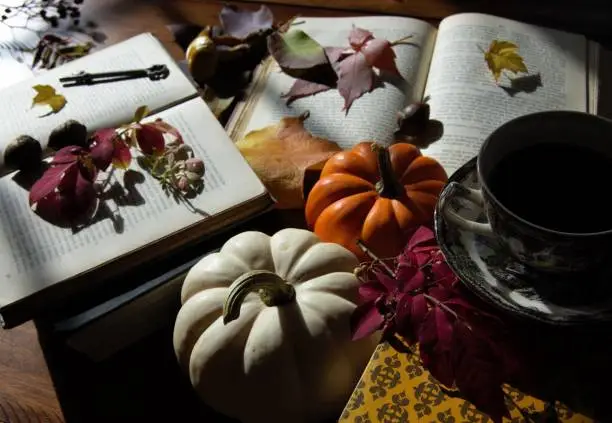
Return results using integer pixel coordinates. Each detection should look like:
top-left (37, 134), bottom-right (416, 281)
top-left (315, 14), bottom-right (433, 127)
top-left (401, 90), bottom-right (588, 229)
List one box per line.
top-left (48, 119), bottom-right (88, 150)
top-left (4, 135), bottom-right (42, 171)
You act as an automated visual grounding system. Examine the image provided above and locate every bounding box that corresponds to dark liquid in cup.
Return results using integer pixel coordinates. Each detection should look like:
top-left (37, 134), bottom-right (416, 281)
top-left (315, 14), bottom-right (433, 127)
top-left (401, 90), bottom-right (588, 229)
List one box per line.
top-left (488, 142), bottom-right (612, 233)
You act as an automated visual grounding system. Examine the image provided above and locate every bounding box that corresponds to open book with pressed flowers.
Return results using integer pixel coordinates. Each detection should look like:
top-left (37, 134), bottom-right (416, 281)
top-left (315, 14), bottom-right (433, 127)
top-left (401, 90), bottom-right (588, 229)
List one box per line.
top-left (228, 12), bottom-right (600, 176)
top-left (0, 33), bottom-right (272, 328)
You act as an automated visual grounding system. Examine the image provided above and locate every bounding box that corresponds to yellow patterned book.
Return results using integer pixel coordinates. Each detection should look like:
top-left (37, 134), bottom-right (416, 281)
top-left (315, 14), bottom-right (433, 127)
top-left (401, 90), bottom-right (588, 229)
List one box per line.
top-left (339, 342), bottom-right (591, 423)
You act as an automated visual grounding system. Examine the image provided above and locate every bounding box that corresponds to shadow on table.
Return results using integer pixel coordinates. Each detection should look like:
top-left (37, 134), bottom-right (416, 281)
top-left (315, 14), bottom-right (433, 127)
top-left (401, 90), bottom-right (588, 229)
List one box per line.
top-left (36, 312), bottom-right (239, 423)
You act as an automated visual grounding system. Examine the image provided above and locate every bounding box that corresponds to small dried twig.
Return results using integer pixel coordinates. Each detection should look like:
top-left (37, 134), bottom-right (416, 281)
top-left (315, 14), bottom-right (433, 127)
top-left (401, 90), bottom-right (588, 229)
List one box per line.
top-left (356, 239), bottom-right (396, 278)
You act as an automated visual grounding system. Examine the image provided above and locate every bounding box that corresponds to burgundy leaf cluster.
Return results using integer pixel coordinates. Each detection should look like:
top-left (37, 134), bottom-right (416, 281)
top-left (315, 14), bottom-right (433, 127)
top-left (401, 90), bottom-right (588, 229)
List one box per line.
top-left (280, 26), bottom-right (407, 113)
top-left (29, 114), bottom-right (192, 227)
top-left (351, 226), bottom-right (520, 422)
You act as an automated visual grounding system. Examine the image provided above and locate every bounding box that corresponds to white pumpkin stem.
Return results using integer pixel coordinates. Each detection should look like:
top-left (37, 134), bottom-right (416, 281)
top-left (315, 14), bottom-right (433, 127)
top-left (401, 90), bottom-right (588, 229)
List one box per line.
top-left (371, 143), bottom-right (402, 199)
top-left (222, 270), bottom-right (296, 325)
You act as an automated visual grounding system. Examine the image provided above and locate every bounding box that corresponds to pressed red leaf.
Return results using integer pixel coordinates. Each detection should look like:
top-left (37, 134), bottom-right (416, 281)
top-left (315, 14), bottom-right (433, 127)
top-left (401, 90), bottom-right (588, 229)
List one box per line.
top-left (29, 162), bottom-right (75, 205)
top-left (418, 306), bottom-right (455, 386)
top-left (51, 146), bottom-right (83, 165)
top-left (396, 292), bottom-right (429, 343)
top-left (89, 128), bottom-right (116, 171)
top-left (399, 265), bottom-right (426, 292)
top-left (358, 280), bottom-right (388, 302)
top-left (282, 79), bottom-right (332, 106)
top-left (372, 270), bottom-right (399, 292)
top-left (71, 169), bottom-right (98, 219)
top-left (112, 139), bottom-right (132, 169)
top-left (348, 26), bottom-right (374, 50)
top-left (325, 46), bottom-right (348, 63)
top-left (452, 323), bottom-right (509, 423)
top-left (411, 294), bottom-right (428, 327)
top-left (350, 300), bottom-right (384, 341)
top-left (136, 123), bottom-right (165, 155)
top-left (30, 161), bottom-right (97, 225)
top-left (334, 51), bottom-right (375, 113)
top-left (408, 225), bottom-right (436, 248)
top-left (149, 119), bottom-right (184, 145)
top-left (362, 38), bottom-right (401, 76)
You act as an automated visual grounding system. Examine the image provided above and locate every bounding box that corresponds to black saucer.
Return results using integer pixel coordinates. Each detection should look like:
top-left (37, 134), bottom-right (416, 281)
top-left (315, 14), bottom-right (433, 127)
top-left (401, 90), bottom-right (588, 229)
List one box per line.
top-left (434, 157), bottom-right (612, 325)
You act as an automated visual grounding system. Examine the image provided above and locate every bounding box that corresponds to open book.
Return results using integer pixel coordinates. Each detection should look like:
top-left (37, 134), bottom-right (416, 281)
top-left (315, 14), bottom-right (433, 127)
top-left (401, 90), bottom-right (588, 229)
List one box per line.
top-left (228, 12), bottom-right (600, 176)
top-left (0, 33), bottom-right (272, 328)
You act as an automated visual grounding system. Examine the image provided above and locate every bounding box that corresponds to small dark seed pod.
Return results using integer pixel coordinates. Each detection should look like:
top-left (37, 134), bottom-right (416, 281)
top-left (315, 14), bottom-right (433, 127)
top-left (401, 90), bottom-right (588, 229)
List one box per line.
top-left (397, 102), bottom-right (430, 125)
top-left (396, 102), bottom-right (431, 137)
top-left (48, 119), bottom-right (88, 150)
top-left (4, 135), bottom-right (42, 171)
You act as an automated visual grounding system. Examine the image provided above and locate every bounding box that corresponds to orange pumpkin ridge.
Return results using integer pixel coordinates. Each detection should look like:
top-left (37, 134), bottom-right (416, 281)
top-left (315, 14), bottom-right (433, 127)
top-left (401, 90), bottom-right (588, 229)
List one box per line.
top-left (304, 141), bottom-right (448, 260)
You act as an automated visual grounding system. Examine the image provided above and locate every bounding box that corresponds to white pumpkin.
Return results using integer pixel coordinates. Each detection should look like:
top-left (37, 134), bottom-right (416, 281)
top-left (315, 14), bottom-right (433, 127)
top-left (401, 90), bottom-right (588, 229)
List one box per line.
top-left (173, 228), bottom-right (378, 423)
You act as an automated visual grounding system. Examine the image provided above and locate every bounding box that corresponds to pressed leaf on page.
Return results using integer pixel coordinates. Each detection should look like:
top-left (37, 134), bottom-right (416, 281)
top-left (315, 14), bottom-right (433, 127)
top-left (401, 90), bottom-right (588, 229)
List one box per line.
top-left (484, 40), bottom-right (528, 82)
top-left (235, 113), bottom-right (341, 209)
top-left (31, 84), bottom-right (67, 114)
top-left (267, 29), bottom-right (332, 81)
top-left (277, 25), bottom-right (413, 112)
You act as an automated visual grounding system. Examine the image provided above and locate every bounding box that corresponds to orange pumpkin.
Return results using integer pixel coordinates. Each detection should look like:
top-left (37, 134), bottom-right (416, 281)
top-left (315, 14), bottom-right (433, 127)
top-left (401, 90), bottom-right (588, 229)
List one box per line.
top-left (305, 142), bottom-right (448, 260)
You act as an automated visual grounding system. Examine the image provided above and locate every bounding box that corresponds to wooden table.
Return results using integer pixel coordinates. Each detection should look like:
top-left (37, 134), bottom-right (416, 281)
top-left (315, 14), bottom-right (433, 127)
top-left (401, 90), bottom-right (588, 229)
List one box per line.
top-left (1, 1), bottom-right (612, 422)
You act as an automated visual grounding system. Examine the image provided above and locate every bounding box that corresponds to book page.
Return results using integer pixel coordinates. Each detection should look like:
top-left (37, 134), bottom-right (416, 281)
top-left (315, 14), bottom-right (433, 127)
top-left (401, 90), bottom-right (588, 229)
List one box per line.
top-left (421, 13), bottom-right (588, 175)
top-left (0, 97), bottom-right (266, 308)
top-left (233, 16), bottom-right (437, 149)
top-left (0, 33), bottom-right (197, 165)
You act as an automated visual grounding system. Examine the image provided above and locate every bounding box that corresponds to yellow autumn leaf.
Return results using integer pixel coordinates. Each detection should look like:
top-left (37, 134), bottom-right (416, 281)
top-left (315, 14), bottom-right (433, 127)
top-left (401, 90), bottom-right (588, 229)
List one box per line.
top-left (484, 40), bottom-right (528, 82)
top-left (31, 84), bottom-right (67, 114)
top-left (236, 112), bottom-right (341, 209)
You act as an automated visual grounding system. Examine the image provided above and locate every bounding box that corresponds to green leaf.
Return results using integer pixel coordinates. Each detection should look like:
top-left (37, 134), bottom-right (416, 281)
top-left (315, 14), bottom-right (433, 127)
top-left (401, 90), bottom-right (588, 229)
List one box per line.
top-left (267, 29), bottom-right (335, 82)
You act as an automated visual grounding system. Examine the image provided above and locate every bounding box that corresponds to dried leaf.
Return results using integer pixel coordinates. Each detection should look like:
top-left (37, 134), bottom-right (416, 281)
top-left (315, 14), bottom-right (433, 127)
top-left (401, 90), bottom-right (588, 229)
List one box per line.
top-left (334, 52), bottom-right (376, 113)
top-left (134, 124), bottom-right (165, 156)
top-left (31, 84), bottom-right (67, 114)
top-left (267, 29), bottom-right (331, 80)
top-left (112, 139), bottom-right (132, 169)
top-left (29, 152), bottom-right (97, 226)
top-left (452, 323), bottom-right (508, 423)
top-left (361, 38), bottom-right (400, 76)
top-left (418, 306), bottom-right (455, 387)
top-left (29, 162), bottom-right (74, 205)
top-left (282, 79), bottom-right (332, 105)
top-left (235, 113), bottom-right (341, 209)
top-left (57, 42), bottom-right (94, 59)
top-left (348, 27), bottom-right (374, 50)
top-left (219, 5), bottom-right (273, 40)
top-left (280, 47), bottom-right (348, 105)
top-left (133, 105), bottom-right (149, 123)
top-left (350, 300), bottom-right (385, 341)
top-left (89, 128), bottom-right (116, 171)
top-left (149, 119), bottom-right (184, 145)
top-left (484, 40), bottom-right (528, 82)
top-left (277, 27), bottom-right (409, 111)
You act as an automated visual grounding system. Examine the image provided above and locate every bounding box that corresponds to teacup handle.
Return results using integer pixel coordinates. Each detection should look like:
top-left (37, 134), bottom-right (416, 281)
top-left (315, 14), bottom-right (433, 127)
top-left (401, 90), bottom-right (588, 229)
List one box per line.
top-left (440, 181), bottom-right (494, 236)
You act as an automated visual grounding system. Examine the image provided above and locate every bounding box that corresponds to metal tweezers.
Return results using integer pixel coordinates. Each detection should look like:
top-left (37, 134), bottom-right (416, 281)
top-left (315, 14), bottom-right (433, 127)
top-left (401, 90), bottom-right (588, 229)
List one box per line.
top-left (59, 64), bottom-right (170, 87)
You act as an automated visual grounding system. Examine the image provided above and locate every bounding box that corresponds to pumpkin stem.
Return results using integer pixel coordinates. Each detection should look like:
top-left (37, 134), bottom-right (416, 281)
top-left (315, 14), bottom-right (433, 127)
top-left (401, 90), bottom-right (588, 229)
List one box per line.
top-left (372, 143), bottom-right (402, 198)
top-left (222, 270), bottom-right (296, 325)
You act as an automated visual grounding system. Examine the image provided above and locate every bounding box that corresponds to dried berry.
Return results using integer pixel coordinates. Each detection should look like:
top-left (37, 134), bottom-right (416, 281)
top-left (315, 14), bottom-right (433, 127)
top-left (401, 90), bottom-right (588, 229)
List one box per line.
top-left (4, 135), bottom-right (42, 171)
top-left (48, 119), bottom-right (88, 150)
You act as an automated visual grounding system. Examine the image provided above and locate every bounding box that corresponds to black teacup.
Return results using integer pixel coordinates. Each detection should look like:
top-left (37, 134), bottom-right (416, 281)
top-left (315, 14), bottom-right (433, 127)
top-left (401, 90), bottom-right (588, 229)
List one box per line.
top-left (440, 111), bottom-right (612, 274)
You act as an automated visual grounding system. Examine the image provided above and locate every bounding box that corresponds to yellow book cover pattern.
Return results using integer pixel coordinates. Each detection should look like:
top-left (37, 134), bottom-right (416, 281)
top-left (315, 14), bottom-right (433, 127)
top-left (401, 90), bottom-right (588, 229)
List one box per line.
top-left (339, 342), bottom-right (591, 423)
